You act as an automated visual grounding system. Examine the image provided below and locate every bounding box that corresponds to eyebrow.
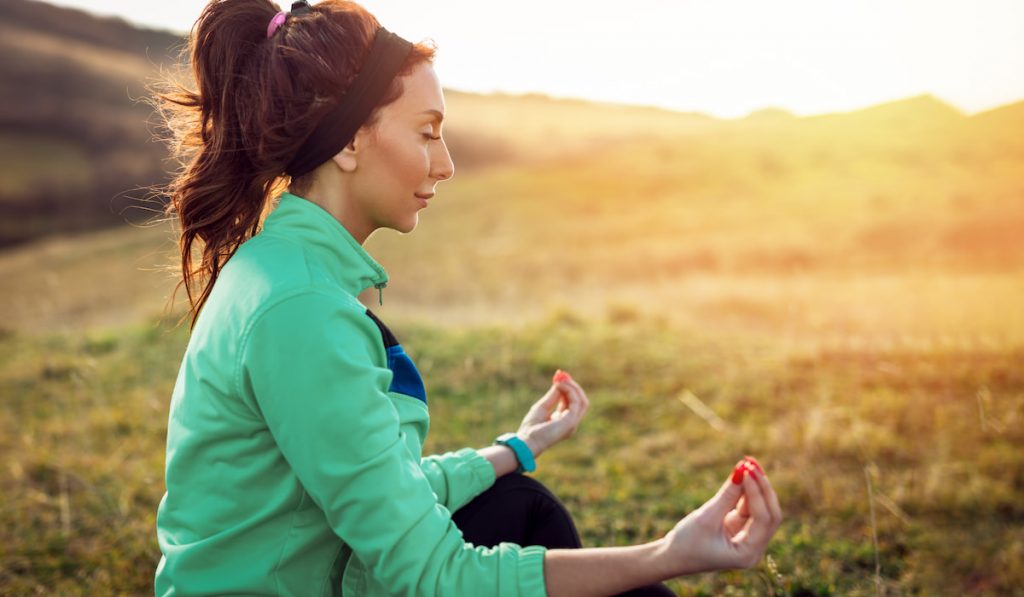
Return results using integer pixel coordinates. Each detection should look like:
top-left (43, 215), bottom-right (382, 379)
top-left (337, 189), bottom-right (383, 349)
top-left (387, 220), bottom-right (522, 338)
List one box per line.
top-left (420, 109), bottom-right (444, 124)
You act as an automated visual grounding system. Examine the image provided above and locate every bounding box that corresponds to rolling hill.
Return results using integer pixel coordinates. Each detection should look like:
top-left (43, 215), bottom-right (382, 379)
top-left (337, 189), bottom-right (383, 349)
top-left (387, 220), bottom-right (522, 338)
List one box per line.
top-left (1, 0), bottom-right (1022, 258)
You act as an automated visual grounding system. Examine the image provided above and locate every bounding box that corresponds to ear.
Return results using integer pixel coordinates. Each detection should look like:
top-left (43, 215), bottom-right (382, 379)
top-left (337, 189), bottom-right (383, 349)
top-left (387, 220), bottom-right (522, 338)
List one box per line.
top-left (330, 123), bottom-right (374, 173)
top-left (330, 139), bottom-right (359, 174)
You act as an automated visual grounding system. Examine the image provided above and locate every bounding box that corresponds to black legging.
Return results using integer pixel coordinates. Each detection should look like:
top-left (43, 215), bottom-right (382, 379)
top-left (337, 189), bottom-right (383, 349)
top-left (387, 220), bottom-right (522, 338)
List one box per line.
top-left (451, 474), bottom-right (676, 596)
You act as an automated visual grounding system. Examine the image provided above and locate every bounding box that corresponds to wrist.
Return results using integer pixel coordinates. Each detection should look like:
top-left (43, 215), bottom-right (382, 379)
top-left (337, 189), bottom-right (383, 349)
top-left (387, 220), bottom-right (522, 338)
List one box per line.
top-left (520, 432), bottom-right (543, 458)
top-left (659, 529), bottom-right (705, 577)
top-left (494, 432), bottom-right (537, 473)
top-left (650, 537), bottom-right (685, 579)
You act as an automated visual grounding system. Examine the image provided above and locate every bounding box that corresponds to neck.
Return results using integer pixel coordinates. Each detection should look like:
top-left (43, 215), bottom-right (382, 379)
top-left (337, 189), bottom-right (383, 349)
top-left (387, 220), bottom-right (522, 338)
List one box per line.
top-left (289, 178), bottom-right (373, 245)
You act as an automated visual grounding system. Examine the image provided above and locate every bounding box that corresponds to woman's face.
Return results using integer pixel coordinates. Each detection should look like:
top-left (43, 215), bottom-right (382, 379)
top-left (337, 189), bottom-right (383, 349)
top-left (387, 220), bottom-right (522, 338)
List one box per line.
top-left (345, 62), bottom-right (455, 240)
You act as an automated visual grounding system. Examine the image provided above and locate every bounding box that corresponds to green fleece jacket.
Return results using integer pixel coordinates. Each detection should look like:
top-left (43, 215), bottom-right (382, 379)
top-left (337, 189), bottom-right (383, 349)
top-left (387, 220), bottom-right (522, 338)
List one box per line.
top-left (154, 191), bottom-right (548, 596)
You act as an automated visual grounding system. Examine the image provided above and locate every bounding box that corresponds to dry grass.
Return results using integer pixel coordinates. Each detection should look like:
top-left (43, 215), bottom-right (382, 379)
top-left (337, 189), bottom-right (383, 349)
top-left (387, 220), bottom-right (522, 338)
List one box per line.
top-left (2, 307), bottom-right (1021, 594)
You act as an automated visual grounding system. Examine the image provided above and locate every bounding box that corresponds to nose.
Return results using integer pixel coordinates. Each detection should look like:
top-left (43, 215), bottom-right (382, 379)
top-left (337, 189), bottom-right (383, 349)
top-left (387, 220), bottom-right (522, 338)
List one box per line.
top-left (432, 138), bottom-right (455, 182)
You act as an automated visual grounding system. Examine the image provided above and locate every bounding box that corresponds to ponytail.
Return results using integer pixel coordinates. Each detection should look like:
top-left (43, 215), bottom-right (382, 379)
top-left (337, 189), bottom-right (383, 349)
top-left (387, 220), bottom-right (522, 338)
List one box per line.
top-left (146, 0), bottom-right (436, 330)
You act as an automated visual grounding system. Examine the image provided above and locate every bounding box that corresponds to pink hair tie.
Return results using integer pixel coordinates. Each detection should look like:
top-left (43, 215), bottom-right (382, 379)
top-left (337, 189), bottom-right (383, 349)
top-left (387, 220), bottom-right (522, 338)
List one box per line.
top-left (266, 11), bottom-right (288, 39)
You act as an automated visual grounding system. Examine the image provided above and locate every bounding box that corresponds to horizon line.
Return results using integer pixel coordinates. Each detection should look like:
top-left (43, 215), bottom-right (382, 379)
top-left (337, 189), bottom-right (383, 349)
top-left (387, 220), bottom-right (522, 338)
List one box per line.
top-left (439, 87), bottom-right (1024, 121)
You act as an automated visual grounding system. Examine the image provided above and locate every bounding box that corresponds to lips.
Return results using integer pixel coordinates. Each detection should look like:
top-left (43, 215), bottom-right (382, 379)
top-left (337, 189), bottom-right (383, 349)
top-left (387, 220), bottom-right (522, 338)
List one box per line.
top-left (414, 192), bottom-right (434, 199)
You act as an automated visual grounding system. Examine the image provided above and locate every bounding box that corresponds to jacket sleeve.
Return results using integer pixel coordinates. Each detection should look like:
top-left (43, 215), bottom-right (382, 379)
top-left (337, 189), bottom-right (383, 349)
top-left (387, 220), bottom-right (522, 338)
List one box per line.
top-left (237, 290), bottom-right (548, 597)
top-left (420, 448), bottom-right (497, 513)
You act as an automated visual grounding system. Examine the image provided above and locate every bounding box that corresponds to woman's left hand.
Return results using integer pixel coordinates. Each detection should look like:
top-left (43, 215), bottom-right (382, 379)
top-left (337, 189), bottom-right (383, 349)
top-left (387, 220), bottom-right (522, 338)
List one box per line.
top-left (517, 370), bottom-right (590, 458)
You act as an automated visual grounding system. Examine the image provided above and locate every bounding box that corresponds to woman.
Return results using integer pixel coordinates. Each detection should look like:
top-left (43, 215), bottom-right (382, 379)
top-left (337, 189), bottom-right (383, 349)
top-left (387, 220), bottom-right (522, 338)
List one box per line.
top-left (151, 1), bottom-right (783, 595)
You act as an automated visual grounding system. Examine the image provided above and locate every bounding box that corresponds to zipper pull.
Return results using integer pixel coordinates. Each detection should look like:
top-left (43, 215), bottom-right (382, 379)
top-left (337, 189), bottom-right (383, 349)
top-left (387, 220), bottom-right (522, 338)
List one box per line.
top-left (374, 282), bottom-right (386, 306)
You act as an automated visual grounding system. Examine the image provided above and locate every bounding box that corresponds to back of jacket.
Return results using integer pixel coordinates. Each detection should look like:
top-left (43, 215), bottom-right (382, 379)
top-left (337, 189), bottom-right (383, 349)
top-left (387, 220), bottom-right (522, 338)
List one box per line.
top-left (154, 192), bottom-right (548, 596)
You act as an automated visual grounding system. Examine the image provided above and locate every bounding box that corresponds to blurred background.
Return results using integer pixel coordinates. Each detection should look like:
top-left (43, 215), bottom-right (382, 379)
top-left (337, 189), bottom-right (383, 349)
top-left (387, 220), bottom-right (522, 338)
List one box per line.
top-left (1, 0), bottom-right (1021, 594)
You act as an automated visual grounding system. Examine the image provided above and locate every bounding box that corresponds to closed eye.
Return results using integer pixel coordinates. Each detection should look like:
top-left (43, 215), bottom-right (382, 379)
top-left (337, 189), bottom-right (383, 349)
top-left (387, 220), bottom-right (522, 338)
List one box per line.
top-left (423, 133), bottom-right (442, 141)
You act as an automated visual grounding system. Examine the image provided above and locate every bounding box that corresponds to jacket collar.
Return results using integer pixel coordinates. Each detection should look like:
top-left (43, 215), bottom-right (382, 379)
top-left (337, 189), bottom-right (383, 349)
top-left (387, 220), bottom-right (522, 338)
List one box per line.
top-left (262, 191), bottom-right (389, 300)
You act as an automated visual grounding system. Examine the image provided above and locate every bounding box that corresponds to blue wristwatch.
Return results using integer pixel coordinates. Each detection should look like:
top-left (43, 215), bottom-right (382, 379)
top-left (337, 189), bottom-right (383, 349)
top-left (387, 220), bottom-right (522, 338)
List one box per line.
top-left (493, 432), bottom-right (536, 474)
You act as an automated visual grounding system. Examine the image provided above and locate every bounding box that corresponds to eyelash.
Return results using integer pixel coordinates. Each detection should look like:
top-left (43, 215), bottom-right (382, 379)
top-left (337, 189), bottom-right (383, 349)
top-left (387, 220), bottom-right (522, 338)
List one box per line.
top-left (423, 133), bottom-right (441, 141)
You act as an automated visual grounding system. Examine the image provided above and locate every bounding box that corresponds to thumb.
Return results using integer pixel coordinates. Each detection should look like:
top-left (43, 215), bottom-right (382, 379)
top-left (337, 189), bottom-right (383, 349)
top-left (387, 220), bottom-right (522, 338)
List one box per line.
top-left (532, 384), bottom-right (563, 415)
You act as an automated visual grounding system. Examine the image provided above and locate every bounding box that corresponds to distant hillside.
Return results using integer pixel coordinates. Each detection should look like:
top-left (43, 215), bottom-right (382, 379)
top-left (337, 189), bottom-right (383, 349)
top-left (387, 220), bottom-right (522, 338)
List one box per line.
top-left (0, 0), bottom-right (184, 247)
top-left (0, 0), bottom-right (184, 58)
top-left (968, 100), bottom-right (1024, 152)
top-left (1, 0), bottom-right (1023, 250)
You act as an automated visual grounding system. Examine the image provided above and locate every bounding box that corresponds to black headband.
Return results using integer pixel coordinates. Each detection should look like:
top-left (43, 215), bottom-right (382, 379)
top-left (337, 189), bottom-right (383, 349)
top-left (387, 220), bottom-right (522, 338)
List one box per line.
top-left (285, 26), bottom-right (413, 178)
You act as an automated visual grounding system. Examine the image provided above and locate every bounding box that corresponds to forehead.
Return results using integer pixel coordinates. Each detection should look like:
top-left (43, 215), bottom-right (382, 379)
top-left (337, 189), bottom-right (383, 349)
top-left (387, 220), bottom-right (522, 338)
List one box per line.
top-left (391, 62), bottom-right (445, 119)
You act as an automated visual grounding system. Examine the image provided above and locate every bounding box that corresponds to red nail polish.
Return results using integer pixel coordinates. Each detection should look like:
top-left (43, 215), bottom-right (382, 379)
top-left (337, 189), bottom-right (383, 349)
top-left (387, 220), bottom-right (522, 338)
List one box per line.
top-left (553, 370), bottom-right (571, 383)
top-left (744, 456), bottom-right (764, 475)
top-left (731, 463), bottom-right (746, 484)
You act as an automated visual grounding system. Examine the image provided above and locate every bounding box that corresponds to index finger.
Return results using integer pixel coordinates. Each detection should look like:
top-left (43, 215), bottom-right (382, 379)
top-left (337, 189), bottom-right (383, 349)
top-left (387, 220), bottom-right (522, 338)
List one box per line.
top-left (745, 457), bottom-right (782, 524)
top-left (556, 381), bottom-right (587, 422)
top-left (753, 468), bottom-right (783, 524)
top-left (560, 379), bottom-right (583, 405)
top-left (559, 377), bottom-right (590, 409)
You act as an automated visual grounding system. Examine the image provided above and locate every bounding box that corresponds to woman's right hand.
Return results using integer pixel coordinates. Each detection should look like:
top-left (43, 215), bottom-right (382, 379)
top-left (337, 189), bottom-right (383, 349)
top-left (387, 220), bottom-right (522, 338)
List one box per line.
top-left (661, 457), bottom-right (783, 577)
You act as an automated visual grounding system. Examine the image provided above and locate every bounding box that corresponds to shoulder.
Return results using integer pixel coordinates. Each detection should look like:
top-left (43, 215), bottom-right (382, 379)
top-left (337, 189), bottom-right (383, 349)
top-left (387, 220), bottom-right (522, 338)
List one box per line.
top-left (245, 289), bottom-right (381, 353)
top-left (220, 233), bottom-right (317, 298)
top-left (207, 233), bottom-right (365, 329)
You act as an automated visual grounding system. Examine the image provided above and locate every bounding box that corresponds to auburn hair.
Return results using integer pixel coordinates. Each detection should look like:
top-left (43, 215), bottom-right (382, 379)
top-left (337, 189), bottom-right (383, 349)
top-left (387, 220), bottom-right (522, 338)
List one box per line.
top-left (147, 0), bottom-right (436, 330)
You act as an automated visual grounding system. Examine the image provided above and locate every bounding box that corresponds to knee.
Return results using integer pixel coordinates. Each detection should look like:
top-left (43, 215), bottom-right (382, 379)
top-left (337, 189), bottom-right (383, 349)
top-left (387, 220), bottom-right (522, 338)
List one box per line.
top-left (494, 474), bottom-right (582, 549)
top-left (492, 474), bottom-right (569, 511)
top-left (493, 473), bottom-right (557, 498)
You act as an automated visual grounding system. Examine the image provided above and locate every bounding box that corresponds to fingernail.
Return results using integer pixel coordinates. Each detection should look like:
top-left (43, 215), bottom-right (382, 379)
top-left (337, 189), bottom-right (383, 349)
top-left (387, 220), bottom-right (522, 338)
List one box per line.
top-left (553, 370), bottom-right (571, 383)
top-left (743, 461), bottom-right (760, 478)
top-left (744, 455), bottom-right (764, 475)
top-left (731, 462), bottom-right (747, 484)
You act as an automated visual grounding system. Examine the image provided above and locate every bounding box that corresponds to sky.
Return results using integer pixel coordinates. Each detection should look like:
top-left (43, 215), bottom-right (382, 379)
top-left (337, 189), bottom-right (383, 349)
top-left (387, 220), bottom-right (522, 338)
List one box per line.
top-left (45, 0), bottom-right (1024, 119)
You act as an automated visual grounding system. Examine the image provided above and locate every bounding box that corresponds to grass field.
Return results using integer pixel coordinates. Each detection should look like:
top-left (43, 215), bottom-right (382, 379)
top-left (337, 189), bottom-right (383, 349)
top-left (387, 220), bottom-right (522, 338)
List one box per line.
top-left (2, 92), bottom-right (1023, 595)
top-left (2, 307), bottom-right (1022, 594)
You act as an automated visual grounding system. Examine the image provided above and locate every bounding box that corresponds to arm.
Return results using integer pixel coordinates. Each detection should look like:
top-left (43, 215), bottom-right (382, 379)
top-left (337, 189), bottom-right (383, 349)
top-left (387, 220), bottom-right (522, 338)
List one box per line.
top-left (543, 459), bottom-right (784, 597)
top-left (544, 540), bottom-right (677, 597)
top-left (469, 443), bottom-right (682, 596)
top-left (419, 447), bottom-right (497, 512)
top-left (417, 438), bottom-right (534, 513)
top-left (239, 291), bottom-right (547, 596)
top-left (425, 382), bottom-right (573, 505)
top-left (478, 440), bottom-right (539, 479)
top-left (416, 444), bottom-right (518, 514)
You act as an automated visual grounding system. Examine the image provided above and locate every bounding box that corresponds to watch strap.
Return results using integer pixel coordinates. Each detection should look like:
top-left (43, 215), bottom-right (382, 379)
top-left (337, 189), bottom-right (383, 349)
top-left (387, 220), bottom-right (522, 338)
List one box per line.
top-left (493, 432), bottom-right (536, 473)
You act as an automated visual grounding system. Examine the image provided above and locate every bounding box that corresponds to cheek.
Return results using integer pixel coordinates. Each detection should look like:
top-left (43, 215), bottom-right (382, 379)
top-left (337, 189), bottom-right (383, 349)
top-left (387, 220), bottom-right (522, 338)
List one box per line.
top-left (378, 136), bottom-right (429, 186)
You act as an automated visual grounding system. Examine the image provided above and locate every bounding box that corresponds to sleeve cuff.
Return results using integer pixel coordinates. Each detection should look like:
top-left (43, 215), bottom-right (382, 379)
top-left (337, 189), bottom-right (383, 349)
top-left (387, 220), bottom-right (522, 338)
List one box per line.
top-left (516, 544), bottom-right (549, 597)
top-left (445, 446), bottom-right (496, 512)
top-left (422, 446), bottom-right (498, 513)
top-left (461, 446), bottom-right (497, 492)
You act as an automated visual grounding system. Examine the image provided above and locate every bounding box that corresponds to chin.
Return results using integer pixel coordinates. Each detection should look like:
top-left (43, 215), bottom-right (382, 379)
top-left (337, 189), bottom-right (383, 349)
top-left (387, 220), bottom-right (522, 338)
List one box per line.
top-left (394, 215), bottom-right (419, 235)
